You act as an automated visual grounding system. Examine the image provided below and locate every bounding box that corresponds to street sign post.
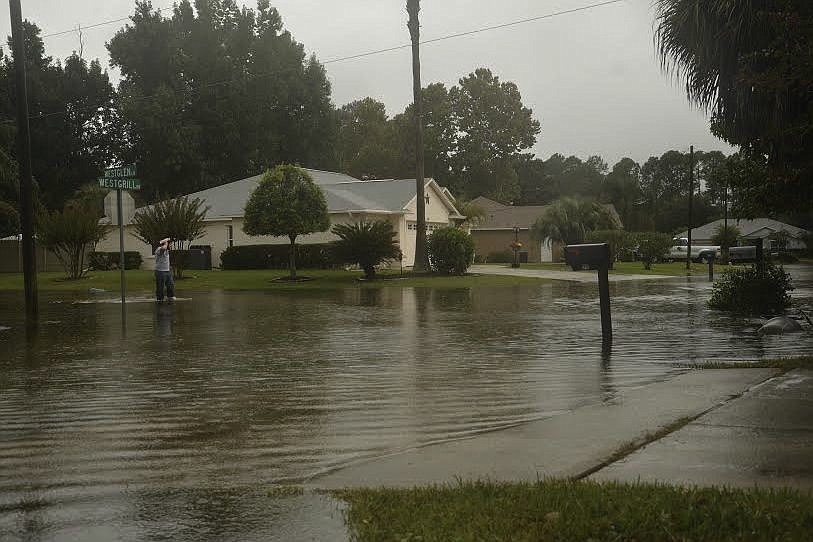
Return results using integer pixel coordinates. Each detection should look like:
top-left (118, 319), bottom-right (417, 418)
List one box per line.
top-left (100, 165), bottom-right (140, 310)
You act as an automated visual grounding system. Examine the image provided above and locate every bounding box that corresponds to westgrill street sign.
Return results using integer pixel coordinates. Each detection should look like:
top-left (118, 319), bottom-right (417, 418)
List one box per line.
top-left (99, 164), bottom-right (141, 309)
top-left (98, 177), bottom-right (141, 190)
top-left (99, 164), bottom-right (141, 191)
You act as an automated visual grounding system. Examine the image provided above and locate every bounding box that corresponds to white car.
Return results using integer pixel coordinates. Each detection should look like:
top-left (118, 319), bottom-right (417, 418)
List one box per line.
top-left (667, 237), bottom-right (719, 263)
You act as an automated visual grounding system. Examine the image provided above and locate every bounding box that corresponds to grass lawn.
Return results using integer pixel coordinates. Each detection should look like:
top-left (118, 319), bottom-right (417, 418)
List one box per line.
top-left (338, 479), bottom-right (813, 542)
top-left (0, 269), bottom-right (550, 293)
top-left (486, 261), bottom-right (734, 276)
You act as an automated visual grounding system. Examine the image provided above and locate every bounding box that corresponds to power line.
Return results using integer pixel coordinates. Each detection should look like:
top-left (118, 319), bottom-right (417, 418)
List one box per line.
top-left (41, 6), bottom-right (174, 39)
top-left (23, 0), bottom-right (625, 122)
top-left (323, 0), bottom-right (625, 64)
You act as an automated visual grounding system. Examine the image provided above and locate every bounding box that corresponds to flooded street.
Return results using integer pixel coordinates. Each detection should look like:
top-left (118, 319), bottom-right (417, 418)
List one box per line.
top-left (1, 267), bottom-right (812, 540)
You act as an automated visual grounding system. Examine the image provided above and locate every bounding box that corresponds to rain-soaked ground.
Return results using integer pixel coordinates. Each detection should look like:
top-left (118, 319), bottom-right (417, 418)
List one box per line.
top-left (1, 266), bottom-right (812, 541)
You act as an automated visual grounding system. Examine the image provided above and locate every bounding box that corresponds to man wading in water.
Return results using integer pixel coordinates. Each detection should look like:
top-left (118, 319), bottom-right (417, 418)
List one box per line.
top-left (155, 237), bottom-right (176, 302)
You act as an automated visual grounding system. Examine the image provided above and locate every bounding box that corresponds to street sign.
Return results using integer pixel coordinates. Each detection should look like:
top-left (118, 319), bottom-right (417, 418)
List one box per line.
top-left (99, 164), bottom-right (140, 311)
top-left (98, 177), bottom-right (141, 191)
top-left (104, 165), bottom-right (137, 179)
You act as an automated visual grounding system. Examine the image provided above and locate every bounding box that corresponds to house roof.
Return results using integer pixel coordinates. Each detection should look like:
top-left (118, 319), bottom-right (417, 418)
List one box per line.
top-left (677, 218), bottom-right (810, 240)
top-left (470, 197), bottom-right (621, 231)
top-left (130, 169), bottom-right (462, 221)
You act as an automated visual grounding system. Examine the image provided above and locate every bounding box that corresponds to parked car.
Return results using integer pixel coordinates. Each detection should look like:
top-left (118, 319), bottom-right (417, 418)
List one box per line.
top-left (729, 245), bottom-right (757, 262)
top-left (667, 237), bottom-right (719, 263)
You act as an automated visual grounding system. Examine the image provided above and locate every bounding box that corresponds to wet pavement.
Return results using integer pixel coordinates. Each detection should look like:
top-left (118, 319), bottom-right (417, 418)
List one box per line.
top-left (591, 369), bottom-right (813, 489)
top-left (0, 265), bottom-right (811, 540)
top-left (312, 368), bottom-right (778, 488)
top-left (471, 264), bottom-right (665, 282)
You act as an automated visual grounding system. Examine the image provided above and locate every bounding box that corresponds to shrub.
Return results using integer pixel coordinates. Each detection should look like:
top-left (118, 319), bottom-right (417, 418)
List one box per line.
top-left (486, 250), bottom-right (514, 263)
top-left (332, 220), bottom-right (401, 279)
top-left (585, 230), bottom-right (635, 264)
top-left (708, 263), bottom-right (793, 315)
top-left (88, 251), bottom-right (143, 270)
top-left (220, 244), bottom-right (337, 270)
top-left (37, 207), bottom-right (107, 279)
top-left (632, 232), bottom-right (673, 270)
top-left (428, 227), bottom-right (475, 275)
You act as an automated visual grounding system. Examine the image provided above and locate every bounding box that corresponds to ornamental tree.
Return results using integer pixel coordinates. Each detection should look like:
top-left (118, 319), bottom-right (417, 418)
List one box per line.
top-left (132, 195), bottom-right (208, 279)
top-left (243, 165), bottom-right (330, 279)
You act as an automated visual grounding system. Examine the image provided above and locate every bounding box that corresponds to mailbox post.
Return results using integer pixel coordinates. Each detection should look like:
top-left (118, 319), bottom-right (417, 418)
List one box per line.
top-left (564, 243), bottom-right (613, 342)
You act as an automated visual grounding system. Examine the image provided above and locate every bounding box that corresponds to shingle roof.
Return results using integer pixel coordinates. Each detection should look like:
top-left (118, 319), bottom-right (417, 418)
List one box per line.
top-left (677, 218), bottom-right (810, 240)
top-left (138, 169), bottom-right (455, 220)
top-left (467, 197), bottom-right (547, 230)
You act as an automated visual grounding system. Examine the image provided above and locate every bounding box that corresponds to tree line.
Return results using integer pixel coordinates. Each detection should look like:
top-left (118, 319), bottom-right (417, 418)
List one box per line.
top-left (0, 0), bottom-right (810, 240)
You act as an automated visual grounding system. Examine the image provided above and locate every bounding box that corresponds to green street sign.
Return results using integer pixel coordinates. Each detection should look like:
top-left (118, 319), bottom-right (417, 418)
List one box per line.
top-left (104, 165), bottom-right (137, 179)
top-left (99, 177), bottom-right (142, 190)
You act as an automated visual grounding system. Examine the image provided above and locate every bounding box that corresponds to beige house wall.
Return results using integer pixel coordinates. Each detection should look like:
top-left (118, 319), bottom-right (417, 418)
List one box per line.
top-left (471, 230), bottom-right (564, 263)
top-left (400, 183), bottom-right (458, 266)
top-left (95, 180), bottom-right (460, 269)
top-left (96, 212), bottom-right (405, 269)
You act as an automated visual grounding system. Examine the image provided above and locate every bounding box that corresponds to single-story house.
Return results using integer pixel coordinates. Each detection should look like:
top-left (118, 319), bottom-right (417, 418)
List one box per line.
top-left (677, 218), bottom-right (810, 252)
top-left (95, 169), bottom-right (465, 269)
top-left (469, 197), bottom-right (622, 263)
top-left (469, 197), bottom-right (554, 263)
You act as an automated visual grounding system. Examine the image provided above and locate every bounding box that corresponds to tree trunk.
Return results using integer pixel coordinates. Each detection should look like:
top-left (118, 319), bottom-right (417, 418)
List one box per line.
top-left (289, 235), bottom-right (297, 280)
top-left (407, 0), bottom-right (429, 273)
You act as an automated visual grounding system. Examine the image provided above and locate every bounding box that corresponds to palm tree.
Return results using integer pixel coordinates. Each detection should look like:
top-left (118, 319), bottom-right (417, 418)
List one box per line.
top-left (654, 1), bottom-right (806, 165)
top-left (532, 198), bottom-right (620, 248)
top-left (407, 0), bottom-right (429, 272)
top-left (456, 200), bottom-right (487, 229)
top-left (332, 220), bottom-right (401, 279)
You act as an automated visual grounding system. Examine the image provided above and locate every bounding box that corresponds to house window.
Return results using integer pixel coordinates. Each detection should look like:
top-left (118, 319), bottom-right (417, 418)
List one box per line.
top-left (425, 195), bottom-right (430, 205)
top-left (227, 225), bottom-right (234, 248)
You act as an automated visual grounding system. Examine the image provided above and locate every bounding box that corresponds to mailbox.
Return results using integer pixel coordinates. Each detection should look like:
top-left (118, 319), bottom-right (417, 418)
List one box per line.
top-left (564, 242), bottom-right (613, 342)
top-left (564, 243), bottom-right (611, 271)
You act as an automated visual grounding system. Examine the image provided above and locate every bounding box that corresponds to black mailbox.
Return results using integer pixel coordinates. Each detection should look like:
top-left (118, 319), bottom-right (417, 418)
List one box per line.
top-left (564, 243), bottom-right (611, 271)
top-left (564, 242), bottom-right (613, 342)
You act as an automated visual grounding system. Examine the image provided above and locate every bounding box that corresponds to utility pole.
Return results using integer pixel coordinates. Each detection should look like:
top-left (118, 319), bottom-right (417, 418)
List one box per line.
top-left (723, 158), bottom-right (731, 264)
top-left (407, 0), bottom-right (429, 273)
top-left (686, 145), bottom-right (694, 271)
top-left (9, 0), bottom-right (38, 321)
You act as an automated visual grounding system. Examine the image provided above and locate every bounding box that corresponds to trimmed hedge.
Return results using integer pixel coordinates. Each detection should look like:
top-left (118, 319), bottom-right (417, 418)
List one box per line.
top-left (220, 243), bottom-right (338, 270)
top-left (486, 250), bottom-right (514, 264)
top-left (88, 251), bottom-right (143, 270)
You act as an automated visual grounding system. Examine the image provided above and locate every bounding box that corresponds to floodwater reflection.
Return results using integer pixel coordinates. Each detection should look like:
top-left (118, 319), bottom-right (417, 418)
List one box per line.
top-left (0, 266), bottom-right (811, 541)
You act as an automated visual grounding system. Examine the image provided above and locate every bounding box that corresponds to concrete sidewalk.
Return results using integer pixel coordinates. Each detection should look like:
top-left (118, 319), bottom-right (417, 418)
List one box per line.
top-left (311, 369), bottom-right (777, 490)
top-left (470, 265), bottom-right (670, 283)
top-left (591, 369), bottom-right (813, 489)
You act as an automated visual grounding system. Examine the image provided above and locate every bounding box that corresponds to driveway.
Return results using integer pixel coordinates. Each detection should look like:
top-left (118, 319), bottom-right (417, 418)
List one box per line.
top-left (470, 264), bottom-right (668, 283)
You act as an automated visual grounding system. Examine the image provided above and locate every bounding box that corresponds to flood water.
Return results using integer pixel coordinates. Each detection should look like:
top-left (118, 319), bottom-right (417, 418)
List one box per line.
top-left (1, 266), bottom-right (812, 541)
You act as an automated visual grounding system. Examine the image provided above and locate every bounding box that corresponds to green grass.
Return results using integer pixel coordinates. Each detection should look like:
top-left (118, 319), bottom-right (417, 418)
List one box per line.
top-left (337, 479), bottom-right (813, 542)
top-left (485, 261), bottom-right (734, 276)
top-left (682, 356), bottom-right (813, 371)
top-left (0, 269), bottom-right (550, 293)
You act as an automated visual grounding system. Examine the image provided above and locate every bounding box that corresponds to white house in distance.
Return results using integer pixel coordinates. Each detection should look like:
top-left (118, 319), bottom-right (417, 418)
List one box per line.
top-left (95, 169), bottom-right (465, 268)
top-left (677, 218), bottom-right (810, 252)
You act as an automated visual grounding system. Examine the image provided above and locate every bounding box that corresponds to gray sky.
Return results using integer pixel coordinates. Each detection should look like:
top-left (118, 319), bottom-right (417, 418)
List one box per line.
top-left (0, 0), bottom-right (733, 166)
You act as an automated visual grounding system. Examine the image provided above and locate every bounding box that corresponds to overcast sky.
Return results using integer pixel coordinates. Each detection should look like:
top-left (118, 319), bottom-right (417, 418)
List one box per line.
top-left (0, 0), bottom-right (733, 166)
